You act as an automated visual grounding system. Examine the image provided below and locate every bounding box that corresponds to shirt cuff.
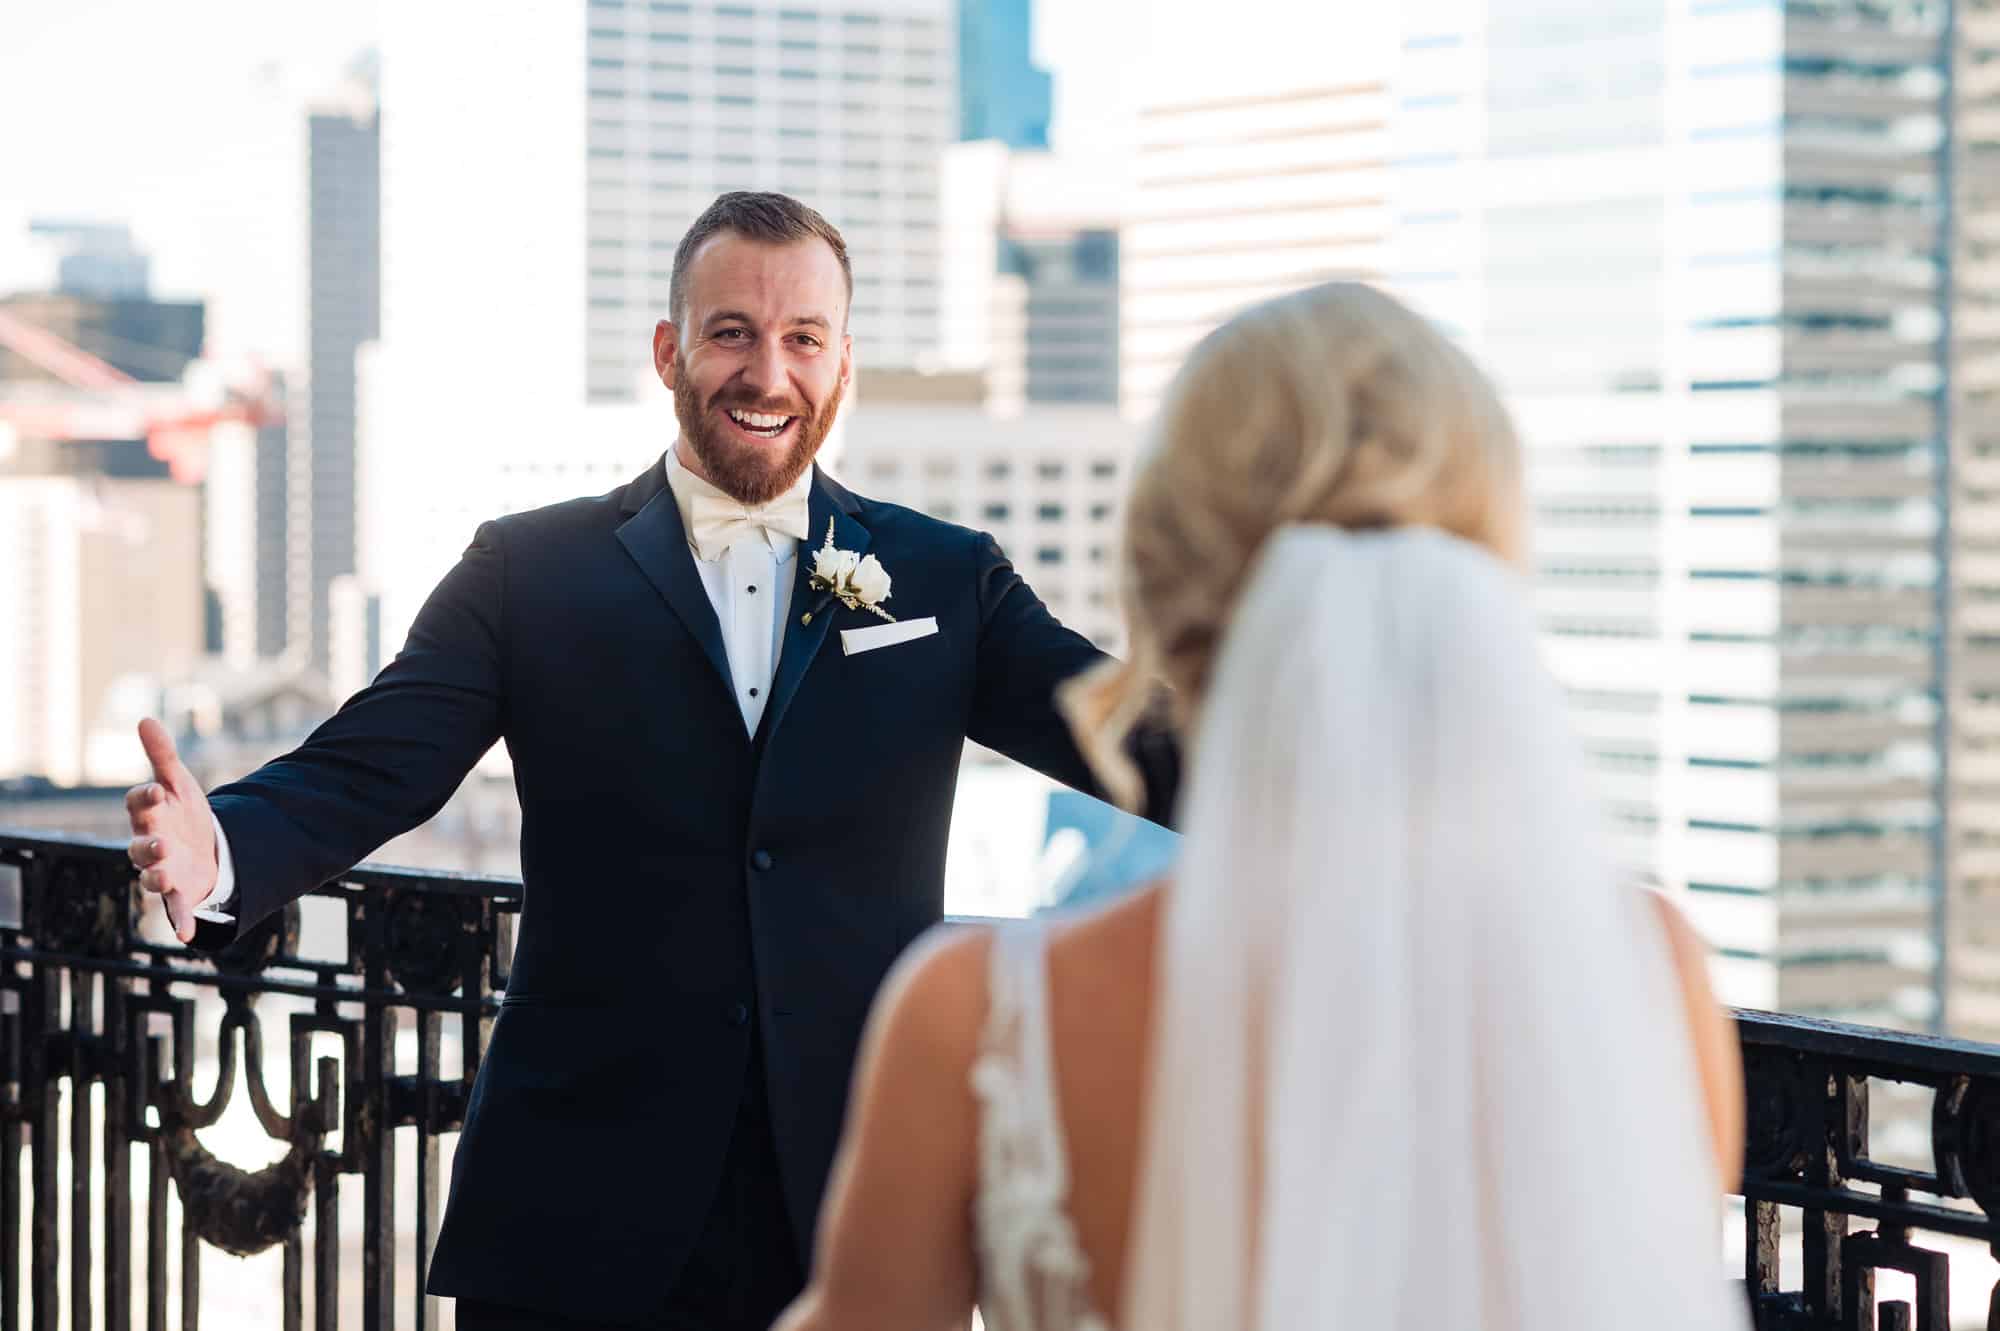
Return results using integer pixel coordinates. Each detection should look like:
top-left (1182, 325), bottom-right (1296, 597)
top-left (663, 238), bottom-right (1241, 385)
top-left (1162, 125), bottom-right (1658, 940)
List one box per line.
top-left (192, 809), bottom-right (238, 924)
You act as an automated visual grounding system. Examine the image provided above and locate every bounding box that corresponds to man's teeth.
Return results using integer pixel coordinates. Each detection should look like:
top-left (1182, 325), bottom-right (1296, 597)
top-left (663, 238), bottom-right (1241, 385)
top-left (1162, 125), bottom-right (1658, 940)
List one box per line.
top-left (728, 409), bottom-right (793, 433)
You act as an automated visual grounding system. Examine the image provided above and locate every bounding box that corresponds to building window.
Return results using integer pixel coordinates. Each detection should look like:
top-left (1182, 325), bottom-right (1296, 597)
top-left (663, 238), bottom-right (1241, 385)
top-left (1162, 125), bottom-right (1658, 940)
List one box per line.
top-left (1090, 461), bottom-right (1117, 479)
top-left (984, 503), bottom-right (1010, 521)
top-left (1038, 503), bottom-right (1064, 521)
top-left (1037, 547), bottom-right (1064, 565)
top-left (1037, 462), bottom-right (1064, 480)
top-left (1090, 503), bottom-right (1112, 520)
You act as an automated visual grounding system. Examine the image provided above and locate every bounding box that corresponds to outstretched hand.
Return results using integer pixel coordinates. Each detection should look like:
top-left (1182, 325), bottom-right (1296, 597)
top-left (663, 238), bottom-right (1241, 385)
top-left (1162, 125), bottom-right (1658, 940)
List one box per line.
top-left (125, 718), bottom-right (219, 943)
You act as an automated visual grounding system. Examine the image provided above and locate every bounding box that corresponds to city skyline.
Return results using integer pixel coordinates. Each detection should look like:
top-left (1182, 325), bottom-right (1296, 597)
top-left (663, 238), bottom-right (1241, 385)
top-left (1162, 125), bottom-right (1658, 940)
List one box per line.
top-left (10, 0), bottom-right (1996, 1028)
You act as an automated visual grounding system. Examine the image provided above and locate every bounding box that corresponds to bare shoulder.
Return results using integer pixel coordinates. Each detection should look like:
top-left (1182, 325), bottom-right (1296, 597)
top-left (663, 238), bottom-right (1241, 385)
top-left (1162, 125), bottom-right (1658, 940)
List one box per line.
top-left (1045, 880), bottom-right (1167, 973)
top-left (1642, 887), bottom-right (1708, 963)
top-left (866, 922), bottom-right (998, 1066)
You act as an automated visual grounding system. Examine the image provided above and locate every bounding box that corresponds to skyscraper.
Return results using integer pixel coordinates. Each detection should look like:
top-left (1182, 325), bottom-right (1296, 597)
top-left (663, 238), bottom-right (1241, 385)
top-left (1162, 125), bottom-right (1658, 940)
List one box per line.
top-left (24, 221), bottom-right (151, 301)
top-left (0, 477), bottom-right (204, 784)
top-left (300, 88), bottom-right (381, 675)
top-left (1118, 83), bottom-right (1392, 420)
top-left (1940, 0), bottom-right (2000, 1030)
top-left (939, 140), bottom-right (1122, 408)
top-left (1387, 0), bottom-right (1996, 1035)
top-left (577, 0), bottom-right (956, 398)
top-left (956, 0), bottom-right (1052, 148)
top-left (204, 391), bottom-right (293, 669)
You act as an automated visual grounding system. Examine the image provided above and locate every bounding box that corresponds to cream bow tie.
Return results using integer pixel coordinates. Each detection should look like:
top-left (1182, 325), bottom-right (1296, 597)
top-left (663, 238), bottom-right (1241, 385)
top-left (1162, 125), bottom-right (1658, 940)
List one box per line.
top-left (687, 491), bottom-right (810, 562)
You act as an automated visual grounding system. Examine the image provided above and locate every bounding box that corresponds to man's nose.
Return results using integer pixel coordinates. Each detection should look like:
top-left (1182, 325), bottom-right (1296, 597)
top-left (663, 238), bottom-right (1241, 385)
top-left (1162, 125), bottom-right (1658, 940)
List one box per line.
top-left (740, 338), bottom-right (786, 398)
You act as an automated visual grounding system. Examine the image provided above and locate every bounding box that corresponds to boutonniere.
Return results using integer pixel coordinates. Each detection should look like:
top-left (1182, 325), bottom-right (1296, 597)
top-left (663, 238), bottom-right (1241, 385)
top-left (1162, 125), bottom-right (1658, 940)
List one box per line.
top-left (804, 517), bottom-right (895, 624)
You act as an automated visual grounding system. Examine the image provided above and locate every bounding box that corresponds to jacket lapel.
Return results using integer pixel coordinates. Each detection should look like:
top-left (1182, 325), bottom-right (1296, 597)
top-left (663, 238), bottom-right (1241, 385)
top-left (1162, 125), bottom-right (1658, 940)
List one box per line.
top-left (614, 459), bottom-right (736, 698)
top-left (757, 469), bottom-right (870, 749)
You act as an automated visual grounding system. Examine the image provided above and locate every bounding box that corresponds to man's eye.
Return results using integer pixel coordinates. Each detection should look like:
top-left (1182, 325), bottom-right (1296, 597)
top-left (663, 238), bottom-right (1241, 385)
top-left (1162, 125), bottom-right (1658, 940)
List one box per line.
top-left (716, 329), bottom-right (748, 341)
top-left (794, 335), bottom-right (822, 349)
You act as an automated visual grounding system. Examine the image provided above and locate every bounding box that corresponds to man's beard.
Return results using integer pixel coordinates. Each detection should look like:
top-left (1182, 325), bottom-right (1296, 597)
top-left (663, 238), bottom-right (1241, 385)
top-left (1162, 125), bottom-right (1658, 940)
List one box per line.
top-left (674, 358), bottom-right (844, 506)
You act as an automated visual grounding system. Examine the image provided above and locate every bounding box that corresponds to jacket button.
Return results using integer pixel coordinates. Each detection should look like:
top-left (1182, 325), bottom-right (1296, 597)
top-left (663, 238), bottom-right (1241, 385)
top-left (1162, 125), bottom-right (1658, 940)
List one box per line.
top-left (729, 1002), bottom-right (749, 1028)
top-left (751, 850), bottom-right (773, 871)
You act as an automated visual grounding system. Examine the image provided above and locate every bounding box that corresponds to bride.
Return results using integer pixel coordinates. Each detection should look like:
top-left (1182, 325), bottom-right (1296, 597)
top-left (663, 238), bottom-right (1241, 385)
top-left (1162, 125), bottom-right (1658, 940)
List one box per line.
top-left (774, 282), bottom-right (1747, 1330)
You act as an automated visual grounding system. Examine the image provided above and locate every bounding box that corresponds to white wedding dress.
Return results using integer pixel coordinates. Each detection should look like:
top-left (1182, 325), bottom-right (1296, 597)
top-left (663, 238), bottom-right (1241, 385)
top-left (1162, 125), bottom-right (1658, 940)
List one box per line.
top-left (971, 918), bottom-right (1108, 1331)
top-left (967, 526), bottom-right (1745, 1331)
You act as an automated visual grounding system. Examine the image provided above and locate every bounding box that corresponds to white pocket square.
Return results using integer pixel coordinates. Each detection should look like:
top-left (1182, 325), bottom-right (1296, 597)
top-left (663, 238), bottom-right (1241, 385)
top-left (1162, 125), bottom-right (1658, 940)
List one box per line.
top-left (841, 617), bottom-right (939, 656)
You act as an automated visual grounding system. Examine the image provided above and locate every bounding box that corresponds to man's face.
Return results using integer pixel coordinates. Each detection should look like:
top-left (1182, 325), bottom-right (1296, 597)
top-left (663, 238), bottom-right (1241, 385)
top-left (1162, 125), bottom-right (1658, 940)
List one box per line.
top-left (654, 233), bottom-right (853, 506)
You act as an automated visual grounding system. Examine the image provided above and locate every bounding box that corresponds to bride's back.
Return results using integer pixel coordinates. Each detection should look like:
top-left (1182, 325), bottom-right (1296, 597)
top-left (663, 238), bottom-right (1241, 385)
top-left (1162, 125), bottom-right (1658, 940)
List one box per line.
top-left (1021, 885), bottom-right (1162, 1324)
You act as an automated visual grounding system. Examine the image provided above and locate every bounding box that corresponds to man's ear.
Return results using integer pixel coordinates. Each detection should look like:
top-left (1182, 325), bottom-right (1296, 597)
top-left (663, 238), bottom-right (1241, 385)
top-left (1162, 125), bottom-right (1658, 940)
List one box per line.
top-left (653, 320), bottom-right (681, 390)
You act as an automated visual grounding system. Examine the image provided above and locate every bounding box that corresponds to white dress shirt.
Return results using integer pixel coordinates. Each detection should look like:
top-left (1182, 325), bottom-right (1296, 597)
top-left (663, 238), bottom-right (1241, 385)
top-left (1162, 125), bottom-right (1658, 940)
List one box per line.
top-left (198, 442), bottom-right (808, 925)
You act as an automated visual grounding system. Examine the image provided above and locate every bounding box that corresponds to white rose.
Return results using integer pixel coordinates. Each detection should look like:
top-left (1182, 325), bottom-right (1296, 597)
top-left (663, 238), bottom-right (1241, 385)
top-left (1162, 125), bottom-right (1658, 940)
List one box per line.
top-left (850, 554), bottom-right (892, 605)
top-left (814, 547), bottom-right (859, 585)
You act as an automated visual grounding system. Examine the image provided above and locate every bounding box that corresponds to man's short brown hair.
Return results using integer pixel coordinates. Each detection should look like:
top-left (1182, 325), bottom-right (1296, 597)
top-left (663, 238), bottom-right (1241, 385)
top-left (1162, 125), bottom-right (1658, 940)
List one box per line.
top-left (669, 192), bottom-right (853, 328)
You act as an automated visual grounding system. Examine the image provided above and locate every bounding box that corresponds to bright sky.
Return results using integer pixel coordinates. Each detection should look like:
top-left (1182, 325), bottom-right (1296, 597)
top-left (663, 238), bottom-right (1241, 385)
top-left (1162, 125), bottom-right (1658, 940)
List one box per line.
top-left (0, 0), bottom-right (1389, 354)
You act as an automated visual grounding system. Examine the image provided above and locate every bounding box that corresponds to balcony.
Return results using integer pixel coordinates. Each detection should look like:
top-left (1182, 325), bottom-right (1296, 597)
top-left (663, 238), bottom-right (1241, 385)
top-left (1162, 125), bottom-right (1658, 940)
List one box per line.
top-left (6, 829), bottom-right (2000, 1329)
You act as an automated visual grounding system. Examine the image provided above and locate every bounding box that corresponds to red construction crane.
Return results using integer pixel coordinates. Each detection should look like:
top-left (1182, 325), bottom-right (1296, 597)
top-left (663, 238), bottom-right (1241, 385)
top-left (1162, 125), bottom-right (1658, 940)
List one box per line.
top-left (0, 308), bottom-right (284, 484)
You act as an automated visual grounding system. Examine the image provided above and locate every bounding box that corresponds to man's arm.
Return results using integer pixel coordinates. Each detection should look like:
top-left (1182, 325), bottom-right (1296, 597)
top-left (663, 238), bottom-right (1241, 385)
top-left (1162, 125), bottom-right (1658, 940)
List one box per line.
top-left (965, 532), bottom-right (1180, 827)
top-left (193, 521), bottom-right (509, 944)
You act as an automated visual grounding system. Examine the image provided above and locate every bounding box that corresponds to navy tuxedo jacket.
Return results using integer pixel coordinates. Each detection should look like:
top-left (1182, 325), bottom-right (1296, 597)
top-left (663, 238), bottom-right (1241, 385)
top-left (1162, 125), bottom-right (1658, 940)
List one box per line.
top-left (198, 460), bottom-right (1177, 1321)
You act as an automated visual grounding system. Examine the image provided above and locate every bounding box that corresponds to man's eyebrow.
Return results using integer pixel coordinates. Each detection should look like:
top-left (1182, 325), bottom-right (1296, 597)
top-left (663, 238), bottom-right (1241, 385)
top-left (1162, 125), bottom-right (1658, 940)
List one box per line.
top-left (701, 311), bottom-right (834, 332)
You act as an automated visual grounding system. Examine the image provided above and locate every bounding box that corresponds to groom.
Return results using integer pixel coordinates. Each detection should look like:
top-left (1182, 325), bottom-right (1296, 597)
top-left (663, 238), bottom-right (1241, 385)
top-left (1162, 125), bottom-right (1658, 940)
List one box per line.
top-left (120, 192), bottom-right (1176, 1329)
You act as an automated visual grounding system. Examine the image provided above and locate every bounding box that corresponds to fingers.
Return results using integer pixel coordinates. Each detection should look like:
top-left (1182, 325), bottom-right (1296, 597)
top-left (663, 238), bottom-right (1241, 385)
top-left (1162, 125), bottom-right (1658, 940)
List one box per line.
top-left (165, 891), bottom-right (196, 944)
top-left (125, 782), bottom-right (164, 817)
top-left (125, 783), bottom-right (168, 839)
top-left (138, 866), bottom-right (168, 896)
top-left (128, 835), bottom-right (167, 870)
top-left (136, 718), bottom-right (190, 797)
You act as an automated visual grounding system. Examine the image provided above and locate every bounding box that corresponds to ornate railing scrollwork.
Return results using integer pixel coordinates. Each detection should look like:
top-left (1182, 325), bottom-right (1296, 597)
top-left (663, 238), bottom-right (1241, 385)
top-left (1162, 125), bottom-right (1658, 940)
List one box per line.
top-left (10, 828), bottom-right (2000, 1328)
top-left (1, 828), bottom-right (518, 1331)
top-left (1737, 1011), bottom-right (2000, 1330)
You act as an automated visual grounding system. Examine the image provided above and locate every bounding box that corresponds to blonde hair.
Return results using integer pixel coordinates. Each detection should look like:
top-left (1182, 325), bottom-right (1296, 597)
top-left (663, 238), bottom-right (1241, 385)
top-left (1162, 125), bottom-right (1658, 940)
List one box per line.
top-left (1065, 281), bottom-right (1525, 810)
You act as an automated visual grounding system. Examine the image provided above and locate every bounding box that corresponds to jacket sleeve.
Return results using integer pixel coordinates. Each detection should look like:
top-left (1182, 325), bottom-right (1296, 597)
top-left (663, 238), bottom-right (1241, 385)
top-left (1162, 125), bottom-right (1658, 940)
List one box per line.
top-left (194, 521), bottom-right (508, 946)
top-left (964, 531), bottom-right (1180, 829)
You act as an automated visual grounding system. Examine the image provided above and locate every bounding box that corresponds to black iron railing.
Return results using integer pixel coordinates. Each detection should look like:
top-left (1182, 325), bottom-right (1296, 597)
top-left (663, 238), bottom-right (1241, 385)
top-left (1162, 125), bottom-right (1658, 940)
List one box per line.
top-left (0, 829), bottom-right (517, 1331)
top-left (5, 828), bottom-right (2000, 1330)
top-left (1739, 1010), bottom-right (2000, 1329)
